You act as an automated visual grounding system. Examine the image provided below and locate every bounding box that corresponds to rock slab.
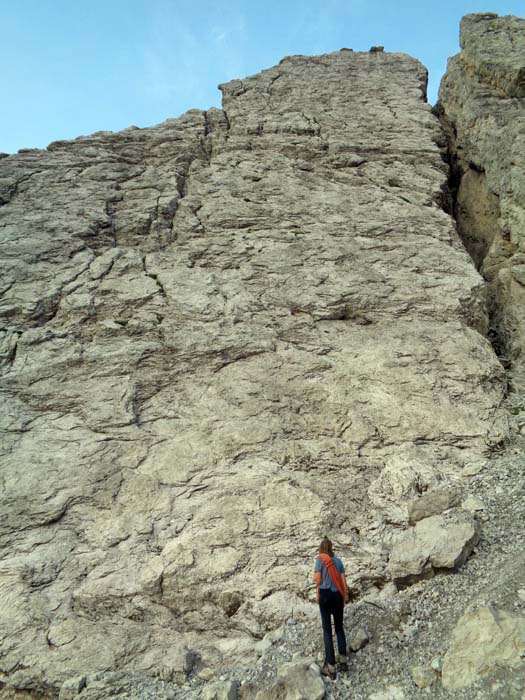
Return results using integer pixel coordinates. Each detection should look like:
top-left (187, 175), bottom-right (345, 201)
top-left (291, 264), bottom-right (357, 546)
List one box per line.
top-left (442, 606), bottom-right (525, 690)
top-left (0, 44), bottom-right (507, 692)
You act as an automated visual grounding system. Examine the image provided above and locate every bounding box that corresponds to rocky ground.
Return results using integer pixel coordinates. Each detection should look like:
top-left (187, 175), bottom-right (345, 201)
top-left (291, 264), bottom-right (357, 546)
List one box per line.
top-left (212, 420), bottom-right (525, 700)
top-left (45, 414), bottom-right (525, 700)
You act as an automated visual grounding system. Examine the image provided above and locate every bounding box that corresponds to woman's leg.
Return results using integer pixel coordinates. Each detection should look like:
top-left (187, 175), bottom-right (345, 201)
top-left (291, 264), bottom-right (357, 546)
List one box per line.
top-left (332, 592), bottom-right (347, 657)
top-left (319, 590), bottom-right (336, 665)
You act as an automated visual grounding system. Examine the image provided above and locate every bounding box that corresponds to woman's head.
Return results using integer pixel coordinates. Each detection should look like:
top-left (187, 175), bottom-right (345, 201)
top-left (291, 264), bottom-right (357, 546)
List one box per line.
top-left (319, 536), bottom-right (334, 556)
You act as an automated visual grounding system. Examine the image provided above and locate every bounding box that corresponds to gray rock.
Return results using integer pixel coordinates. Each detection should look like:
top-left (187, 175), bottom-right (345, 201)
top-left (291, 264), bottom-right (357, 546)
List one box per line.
top-left (254, 638), bottom-right (273, 657)
top-left (56, 673), bottom-right (178, 700)
top-left (462, 495), bottom-right (485, 513)
top-left (0, 33), bottom-right (509, 696)
top-left (218, 591), bottom-right (244, 617)
top-left (349, 627), bottom-right (370, 651)
top-left (389, 513), bottom-right (480, 584)
top-left (442, 606), bottom-right (525, 690)
top-left (157, 644), bottom-right (195, 682)
top-left (59, 676), bottom-right (87, 700)
top-left (408, 487), bottom-right (460, 524)
top-left (439, 13), bottom-right (525, 388)
top-left (203, 681), bottom-right (239, 700)
top-left (411, 665), bottom-right (436, 689)
top-left (461, 461), bottom-right (486, 477)
top-left (275, 660), bottom-right (325, 700)
top-left (248, 659), bottom-right (325, 700)
top-left (430, 656), bottom-right (443, 673)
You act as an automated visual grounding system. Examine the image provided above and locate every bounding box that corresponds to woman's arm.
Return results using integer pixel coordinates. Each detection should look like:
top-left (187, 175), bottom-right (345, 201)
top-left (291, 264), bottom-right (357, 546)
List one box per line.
top-left (342, 573), bottom-right (349, 601)
top-left (313, 570), bottom-right (321, 601)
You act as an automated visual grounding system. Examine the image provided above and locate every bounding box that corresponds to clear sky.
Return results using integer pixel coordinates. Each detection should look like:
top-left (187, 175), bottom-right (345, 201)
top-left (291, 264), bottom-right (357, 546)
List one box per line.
top-left (2, 1), bottom-right (524, 153)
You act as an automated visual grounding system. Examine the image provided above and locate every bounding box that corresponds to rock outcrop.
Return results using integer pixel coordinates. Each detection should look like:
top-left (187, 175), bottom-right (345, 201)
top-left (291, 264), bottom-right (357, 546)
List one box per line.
top-left (439, 13), bottom-right (525, 388)
top-left (442, 606), bottom-right (525, 690)
top-left (0, 33), bottom-right (512, 699)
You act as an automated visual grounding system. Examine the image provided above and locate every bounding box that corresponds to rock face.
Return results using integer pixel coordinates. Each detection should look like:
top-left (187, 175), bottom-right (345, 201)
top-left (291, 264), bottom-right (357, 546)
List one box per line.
top-left (439, 13), bottom-right (525, 388)
top-left (0, 46), bottom-right (508, 694)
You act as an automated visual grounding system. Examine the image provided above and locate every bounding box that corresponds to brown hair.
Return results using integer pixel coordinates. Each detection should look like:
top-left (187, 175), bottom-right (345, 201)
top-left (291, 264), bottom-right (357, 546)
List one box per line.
top-left (319, 537), bottom-right (334, 557)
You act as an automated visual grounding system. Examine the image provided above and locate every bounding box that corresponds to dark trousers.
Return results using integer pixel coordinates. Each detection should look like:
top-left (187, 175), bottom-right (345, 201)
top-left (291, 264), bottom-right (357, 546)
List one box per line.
top-left (319, 588), bottom-right (346, 665)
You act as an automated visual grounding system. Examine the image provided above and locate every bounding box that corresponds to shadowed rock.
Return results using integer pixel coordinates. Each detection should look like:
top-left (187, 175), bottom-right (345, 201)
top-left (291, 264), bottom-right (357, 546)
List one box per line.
top-left (439, 13), bottom-right (525, 388)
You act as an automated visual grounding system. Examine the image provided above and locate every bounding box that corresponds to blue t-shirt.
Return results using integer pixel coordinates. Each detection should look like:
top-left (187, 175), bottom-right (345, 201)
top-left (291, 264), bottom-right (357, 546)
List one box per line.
top-left (315, 556), bottom-right (345, 591)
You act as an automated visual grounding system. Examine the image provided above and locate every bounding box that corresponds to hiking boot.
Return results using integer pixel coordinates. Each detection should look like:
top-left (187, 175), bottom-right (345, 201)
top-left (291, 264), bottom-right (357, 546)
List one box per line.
top-left (337, 655), bottom-right (349, 674)
top-left (321, 663), bottom-right (336, 680)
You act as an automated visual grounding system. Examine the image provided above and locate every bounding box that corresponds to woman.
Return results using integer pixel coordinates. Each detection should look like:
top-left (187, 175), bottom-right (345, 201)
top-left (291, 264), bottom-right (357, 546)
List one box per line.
top-left (313, 537), bottom-right (348, 679)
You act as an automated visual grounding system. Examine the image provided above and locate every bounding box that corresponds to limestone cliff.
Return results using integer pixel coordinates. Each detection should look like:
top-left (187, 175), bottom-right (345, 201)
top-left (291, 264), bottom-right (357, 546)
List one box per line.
top-left (0, 37), bottom-right (517, 700)
top-left (439, 12), bottom-right (525, 389)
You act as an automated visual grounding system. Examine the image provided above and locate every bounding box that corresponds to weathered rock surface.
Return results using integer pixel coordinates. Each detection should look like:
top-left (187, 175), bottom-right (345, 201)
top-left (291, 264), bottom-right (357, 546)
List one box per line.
top-left (388, 512), bottom-right (480, 584)
top-left (407, 486), bottom-right (459, 524)
top-left (57, 673), bottom-right (178, 700)
top-left (203, 680), bottom-right (239, 700)
top-left (442, 606), bottom-right (525, 690)
top-left (349, 626), bottom-right (370, 652)
top-left (245, 659), bottom-right (325, 700)
top-left (410, 664), bottom-right (437, 689)
top-left (0, 41), bottom-right (509, 696)
top-left (439, 13), bottom-right (525, 387)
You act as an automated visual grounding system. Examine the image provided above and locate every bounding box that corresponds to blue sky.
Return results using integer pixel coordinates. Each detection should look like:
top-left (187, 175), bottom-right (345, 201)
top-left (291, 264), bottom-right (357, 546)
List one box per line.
top-left (2, 1), bottom-right (524, 153)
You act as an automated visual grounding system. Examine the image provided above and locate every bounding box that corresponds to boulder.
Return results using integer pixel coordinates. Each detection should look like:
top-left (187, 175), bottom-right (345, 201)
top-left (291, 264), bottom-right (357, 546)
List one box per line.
top-left (203, 681), bottom-right (239, 700)
top-left (411, 665), bottom-right (437, 689)
top-left (389, 513), bottom-right (480, 584)
top-left (442, 606), bottom-right (525, 689)
top-left (59, 676), bottom-right (87, 700)
top-left (462, 495), bottom-right (485, 513)
top-left (254, 638), bottom-right (273, 657)
top-left (349, 627), bottom-right (370, 651)
top-left (461, 461), bottom-right (486, 477)
top-left (249, 659), bottom-right (325, 700)
top-left (407, 487), bottom-right (460, 523)
top-left (147, 645), bottom-right (195, 683)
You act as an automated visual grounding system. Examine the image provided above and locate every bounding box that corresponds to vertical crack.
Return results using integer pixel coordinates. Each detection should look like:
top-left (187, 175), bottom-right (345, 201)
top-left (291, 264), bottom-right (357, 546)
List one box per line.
top-left (142, 256), bottom-right (167, 299)
top-left (439, 111), bottom-right (511, 372)
top-left (105, 199), bottom-right (118, 248)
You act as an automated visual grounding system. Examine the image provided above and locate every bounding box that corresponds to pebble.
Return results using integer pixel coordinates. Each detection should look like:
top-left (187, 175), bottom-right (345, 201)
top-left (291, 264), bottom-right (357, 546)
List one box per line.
top-left (462, 462), bottom-right (485, 477)
top-left (430, 656), bottom-right (442, 673)
top-left (462, 495), bottom-right (485, 512)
